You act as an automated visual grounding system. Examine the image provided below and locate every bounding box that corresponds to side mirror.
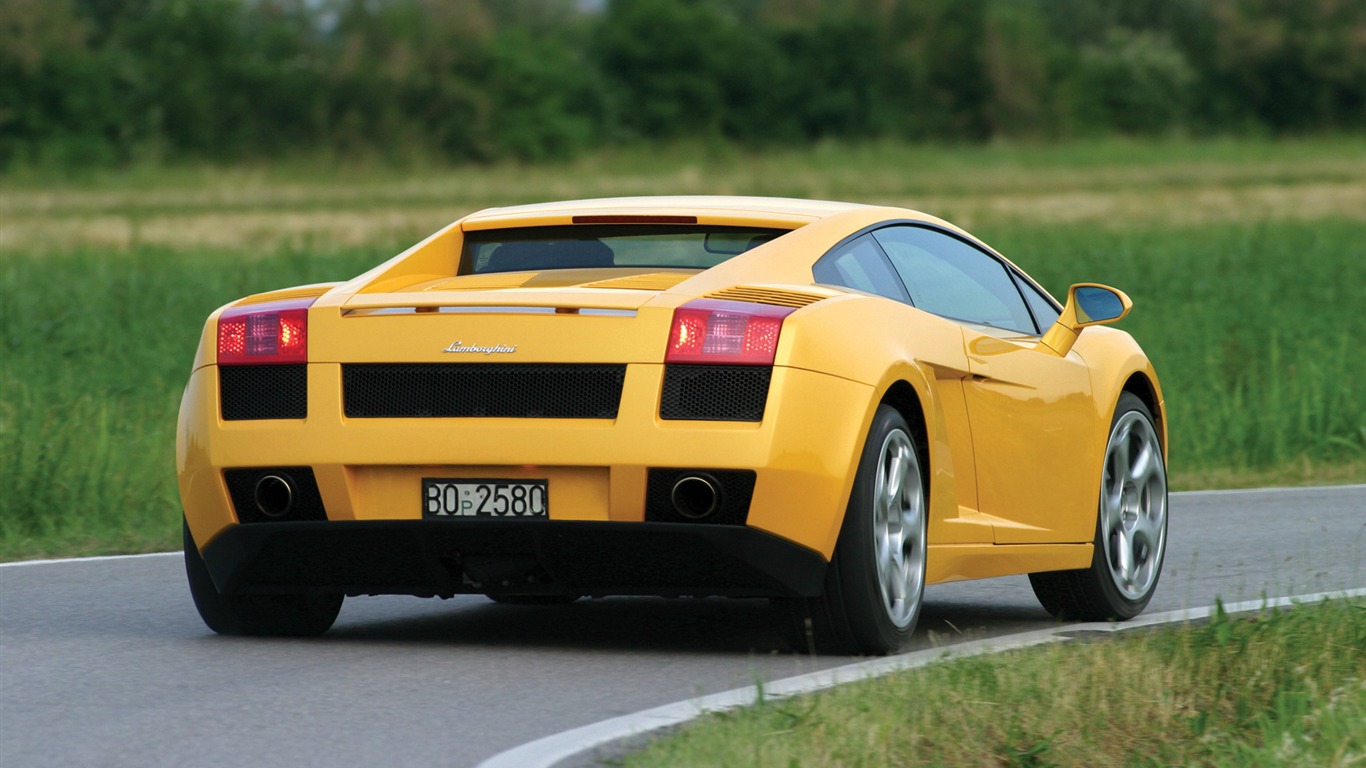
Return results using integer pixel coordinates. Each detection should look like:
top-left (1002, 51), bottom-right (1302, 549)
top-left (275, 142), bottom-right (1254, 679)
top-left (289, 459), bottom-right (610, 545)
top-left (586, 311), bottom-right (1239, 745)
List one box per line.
top-left (1039, 283), bottom-right (1132, 356)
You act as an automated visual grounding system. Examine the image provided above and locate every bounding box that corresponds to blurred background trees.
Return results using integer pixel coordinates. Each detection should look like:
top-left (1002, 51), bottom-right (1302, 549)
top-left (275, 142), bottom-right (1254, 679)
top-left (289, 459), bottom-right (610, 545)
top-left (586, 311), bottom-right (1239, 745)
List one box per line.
top-left (2, 0), bottom-right (1363, 170)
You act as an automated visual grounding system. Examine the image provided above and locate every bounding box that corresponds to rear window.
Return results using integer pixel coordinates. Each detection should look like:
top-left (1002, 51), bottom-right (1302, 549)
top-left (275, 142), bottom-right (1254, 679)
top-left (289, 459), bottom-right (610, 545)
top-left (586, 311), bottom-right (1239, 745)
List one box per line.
top-left (461, 225), bottom-right (789, 274)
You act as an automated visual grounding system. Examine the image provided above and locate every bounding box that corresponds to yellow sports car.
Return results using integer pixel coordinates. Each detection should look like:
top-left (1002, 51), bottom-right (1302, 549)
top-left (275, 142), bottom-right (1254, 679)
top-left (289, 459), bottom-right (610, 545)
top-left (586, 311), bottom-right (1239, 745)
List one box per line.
top-left (178, 196), bottom-right (1168, 654)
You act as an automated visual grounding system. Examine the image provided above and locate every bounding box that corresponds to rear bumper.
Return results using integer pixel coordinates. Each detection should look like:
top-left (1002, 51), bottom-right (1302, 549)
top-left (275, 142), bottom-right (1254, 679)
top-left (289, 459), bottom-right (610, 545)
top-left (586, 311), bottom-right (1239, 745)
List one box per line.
top-left (203, 519), bottom-right (829, 599)
top-left (178, 361), bottom-right (877, 558)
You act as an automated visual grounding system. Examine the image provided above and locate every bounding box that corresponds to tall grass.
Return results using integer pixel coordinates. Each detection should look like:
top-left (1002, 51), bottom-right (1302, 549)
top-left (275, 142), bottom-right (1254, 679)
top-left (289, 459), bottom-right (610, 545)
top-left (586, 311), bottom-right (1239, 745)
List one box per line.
top-left (621, 599), bottom-right (1366, 767)
top-left (0, 245), bottom-right (380, 558)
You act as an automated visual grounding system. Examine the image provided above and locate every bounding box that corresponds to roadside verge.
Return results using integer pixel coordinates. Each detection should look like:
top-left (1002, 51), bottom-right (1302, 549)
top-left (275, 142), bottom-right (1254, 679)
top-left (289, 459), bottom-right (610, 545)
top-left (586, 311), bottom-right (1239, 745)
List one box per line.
top-left (478, 587), bottom-right (1366, 768)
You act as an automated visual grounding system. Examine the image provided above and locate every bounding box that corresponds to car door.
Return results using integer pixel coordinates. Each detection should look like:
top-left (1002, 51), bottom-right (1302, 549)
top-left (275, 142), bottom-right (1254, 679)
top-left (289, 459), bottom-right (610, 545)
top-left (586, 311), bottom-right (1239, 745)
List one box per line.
top-left (812, 233), bottom-right (992, 545)
top-left (871, 225), bottom-right (1098, 545)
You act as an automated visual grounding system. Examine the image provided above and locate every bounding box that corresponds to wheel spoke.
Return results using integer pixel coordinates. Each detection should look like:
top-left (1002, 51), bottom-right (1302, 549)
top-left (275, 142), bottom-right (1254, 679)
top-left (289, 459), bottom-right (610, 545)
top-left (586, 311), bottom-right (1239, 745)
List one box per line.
top-left (873, 462), bottom-right (889, 521)
top-left (1110, 422), bottom-right (1132, 479)
top-left (884, 555), bottom-right (906, 601)
top-left (1132, 505), bottom-right (1161, 555)
top-left (883, 448), bottom-right (907, 508)
top-left (1129, 440), bottom-right (1155, 486)
top-left (1114, 527), bottom-right (1135, 586)
top-left (1101, 481), bottom-right (1125, 530)
top-left (1104, 477), bottom-right (1123, 519)
top-left (1104, 446), bottom-right (1126, 514)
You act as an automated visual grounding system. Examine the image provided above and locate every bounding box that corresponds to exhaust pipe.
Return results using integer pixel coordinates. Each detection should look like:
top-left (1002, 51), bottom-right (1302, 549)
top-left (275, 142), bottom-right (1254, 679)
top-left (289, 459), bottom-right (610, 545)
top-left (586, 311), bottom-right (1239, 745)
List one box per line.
top-left (253, 474), bottom-right (295, 519)
top-left (671, 474), bottom-right (722, 520)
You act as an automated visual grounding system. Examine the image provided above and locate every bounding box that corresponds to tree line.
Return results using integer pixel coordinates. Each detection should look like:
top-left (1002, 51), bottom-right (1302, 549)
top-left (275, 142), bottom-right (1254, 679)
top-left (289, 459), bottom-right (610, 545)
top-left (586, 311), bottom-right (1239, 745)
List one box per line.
top-left (2, 0), bottom-right (1363, 170)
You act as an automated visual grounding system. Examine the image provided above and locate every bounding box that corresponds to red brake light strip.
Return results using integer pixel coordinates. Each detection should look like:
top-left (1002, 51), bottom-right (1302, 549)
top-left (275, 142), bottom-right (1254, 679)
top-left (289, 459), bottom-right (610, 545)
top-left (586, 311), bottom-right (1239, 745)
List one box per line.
top-left (217, 298), bottom-right (316, 365)
top-left (666, 299), bottom-right (795, 366)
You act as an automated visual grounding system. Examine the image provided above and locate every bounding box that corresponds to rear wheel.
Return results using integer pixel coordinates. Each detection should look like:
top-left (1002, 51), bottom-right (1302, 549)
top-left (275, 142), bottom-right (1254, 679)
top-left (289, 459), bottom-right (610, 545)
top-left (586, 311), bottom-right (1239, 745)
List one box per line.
top-left (780, 405), bottom-right (926, 655)
top-left (183, 520), bottom-right (342, 636)
top-left (1030, 392), bottom-right (1167, 620)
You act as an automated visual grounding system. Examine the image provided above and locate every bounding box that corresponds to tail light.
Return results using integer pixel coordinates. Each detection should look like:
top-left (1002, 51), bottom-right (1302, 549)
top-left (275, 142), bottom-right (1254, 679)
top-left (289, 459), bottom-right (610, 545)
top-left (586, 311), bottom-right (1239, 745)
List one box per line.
top-left (216, 298), bottom-right (315, 365)
top-left (666, 299), bottom-right (795, 366)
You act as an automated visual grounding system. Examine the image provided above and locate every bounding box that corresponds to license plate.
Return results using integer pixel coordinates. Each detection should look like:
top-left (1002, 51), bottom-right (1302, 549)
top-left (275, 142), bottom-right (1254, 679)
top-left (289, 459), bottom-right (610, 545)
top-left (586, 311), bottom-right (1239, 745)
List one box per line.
top-left (422, 479), bottom-right (548, 518)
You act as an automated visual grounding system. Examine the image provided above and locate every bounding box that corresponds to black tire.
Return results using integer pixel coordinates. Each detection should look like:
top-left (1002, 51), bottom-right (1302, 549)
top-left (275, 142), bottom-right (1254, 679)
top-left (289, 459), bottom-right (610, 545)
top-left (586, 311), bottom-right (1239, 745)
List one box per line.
top-left (486, 594), bottom-right (580, 605)
top-left (183, 520), bottom-right (342, 636)
top-left (1030, 392), bottom-right (1168, 621)
top-left (779, 405), bottom-right (927, 655)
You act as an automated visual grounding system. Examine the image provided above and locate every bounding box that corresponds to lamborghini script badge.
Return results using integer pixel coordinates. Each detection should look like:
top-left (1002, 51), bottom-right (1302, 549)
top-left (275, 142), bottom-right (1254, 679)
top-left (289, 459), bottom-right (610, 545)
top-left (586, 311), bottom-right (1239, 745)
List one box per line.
top-left (442, 341), bottom-right (518, 355)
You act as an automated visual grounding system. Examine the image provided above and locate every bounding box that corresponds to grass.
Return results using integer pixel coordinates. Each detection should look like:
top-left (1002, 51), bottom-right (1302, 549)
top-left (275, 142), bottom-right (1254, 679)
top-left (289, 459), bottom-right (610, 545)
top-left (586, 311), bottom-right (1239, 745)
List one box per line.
top-left (618, 598), bottom-right (1366, 767)
top-left (1, 137), bottom-right (1364, 559)
top-left (3, 134), bottom-right (1364, 254)
top-left (0, 245), bottom-right (381, 559)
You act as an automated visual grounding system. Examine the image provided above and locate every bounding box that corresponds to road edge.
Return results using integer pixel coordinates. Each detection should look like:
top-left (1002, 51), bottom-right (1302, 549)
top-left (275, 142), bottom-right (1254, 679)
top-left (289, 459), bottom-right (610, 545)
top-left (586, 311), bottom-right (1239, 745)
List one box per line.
top-left (0, 551), bottom-right (178, 568)
top-left (477, 587), bottom-right (1366, 768)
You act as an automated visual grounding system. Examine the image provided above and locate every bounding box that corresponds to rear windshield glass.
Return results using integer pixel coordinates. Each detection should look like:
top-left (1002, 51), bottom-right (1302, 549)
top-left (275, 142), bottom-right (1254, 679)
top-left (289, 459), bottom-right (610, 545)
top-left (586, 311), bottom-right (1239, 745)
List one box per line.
top-left (461, 225), bottom-right (789, 274)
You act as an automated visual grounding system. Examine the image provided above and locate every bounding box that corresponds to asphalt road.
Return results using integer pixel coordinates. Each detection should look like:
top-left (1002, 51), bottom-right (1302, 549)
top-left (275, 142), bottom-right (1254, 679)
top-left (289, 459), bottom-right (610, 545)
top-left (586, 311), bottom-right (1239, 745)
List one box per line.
top-left (2, 486), bottom-right (1363, 767)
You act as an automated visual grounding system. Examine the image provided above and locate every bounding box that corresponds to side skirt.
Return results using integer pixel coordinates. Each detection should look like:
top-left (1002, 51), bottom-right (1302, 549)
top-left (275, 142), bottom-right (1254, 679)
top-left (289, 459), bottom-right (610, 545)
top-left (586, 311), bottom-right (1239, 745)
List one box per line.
top-left (927, 543), bottom-right (1093, 585)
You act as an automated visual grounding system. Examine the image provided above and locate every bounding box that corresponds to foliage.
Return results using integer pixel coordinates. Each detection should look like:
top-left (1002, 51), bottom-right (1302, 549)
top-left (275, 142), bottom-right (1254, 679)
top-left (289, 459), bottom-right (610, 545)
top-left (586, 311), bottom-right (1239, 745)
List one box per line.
top-left (620, 599), bottom-right (1366, 767)
top-left (3, 0), bottom-right (1365, 171)
top-left (1073, 28), bottom-right (1197, 134)
top-left (0, 243), bottom-right (382, 559)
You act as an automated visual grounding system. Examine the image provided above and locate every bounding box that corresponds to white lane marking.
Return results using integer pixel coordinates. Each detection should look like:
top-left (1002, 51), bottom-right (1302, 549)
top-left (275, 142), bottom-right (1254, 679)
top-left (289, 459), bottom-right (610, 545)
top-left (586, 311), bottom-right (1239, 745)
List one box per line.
top-left (1174, 483), bottom-right (1365, 497)
top-left (0, 551), bottom-right (177, 568)
top-left (4, 485), bottom-right (1361, 568)
top-left (477, 588), bottom-right (1366, 768)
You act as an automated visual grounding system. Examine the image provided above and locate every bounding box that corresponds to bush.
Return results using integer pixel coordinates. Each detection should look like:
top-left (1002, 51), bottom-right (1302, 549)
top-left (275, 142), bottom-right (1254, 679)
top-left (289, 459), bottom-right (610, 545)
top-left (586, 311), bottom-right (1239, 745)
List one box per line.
top-left (1073, 29), bottom-right (1197, 135)
top-left (3, 0), bottom-right (1364, 171)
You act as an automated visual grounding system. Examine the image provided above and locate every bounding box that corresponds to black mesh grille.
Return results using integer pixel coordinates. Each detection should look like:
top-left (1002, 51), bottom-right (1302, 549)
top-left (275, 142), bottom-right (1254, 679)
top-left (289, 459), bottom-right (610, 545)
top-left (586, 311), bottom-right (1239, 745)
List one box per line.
top-left (645, 469), bottom-right (757, 526)
top-left (224, 467), bottom-right (327, 524)
top-left (343, 363), bottom-right (626, 419)
top-left (660, 365), bottom-right (771, 421)
top-left (220, 365), bottom-right (307, 421)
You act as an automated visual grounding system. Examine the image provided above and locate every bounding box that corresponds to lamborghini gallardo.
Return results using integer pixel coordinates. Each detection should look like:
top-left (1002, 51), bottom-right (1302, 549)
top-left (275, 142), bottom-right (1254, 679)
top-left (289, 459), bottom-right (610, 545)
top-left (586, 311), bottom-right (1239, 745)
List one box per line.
top-left (177, 196), bottom-right (1168, 654)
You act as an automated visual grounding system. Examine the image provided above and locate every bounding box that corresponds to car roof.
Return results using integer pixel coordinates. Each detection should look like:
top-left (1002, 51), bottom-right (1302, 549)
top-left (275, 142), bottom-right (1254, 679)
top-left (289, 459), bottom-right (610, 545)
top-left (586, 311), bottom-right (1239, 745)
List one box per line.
top-left (459, 196), bottom-right (875, 231)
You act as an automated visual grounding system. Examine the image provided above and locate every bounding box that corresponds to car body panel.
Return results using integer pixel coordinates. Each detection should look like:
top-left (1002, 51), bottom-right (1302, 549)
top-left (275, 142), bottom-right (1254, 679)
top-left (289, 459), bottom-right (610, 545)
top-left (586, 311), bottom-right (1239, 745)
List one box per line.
top-left (963, 324), bottom-right (1099, 544)
top-left (180, 360), bottom-right (878, 560)
top-left (177, 195), bottom-right (1164, 604)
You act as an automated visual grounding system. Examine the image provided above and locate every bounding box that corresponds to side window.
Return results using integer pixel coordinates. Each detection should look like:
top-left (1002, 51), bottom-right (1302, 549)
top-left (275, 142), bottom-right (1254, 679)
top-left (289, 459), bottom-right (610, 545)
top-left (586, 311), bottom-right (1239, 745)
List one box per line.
top-left (812, 234), bottom-right (911, 303)
top-left (1015, 274), bottom-right (1061, 332)
top-left (871, 226), bottom-right (1037, 334)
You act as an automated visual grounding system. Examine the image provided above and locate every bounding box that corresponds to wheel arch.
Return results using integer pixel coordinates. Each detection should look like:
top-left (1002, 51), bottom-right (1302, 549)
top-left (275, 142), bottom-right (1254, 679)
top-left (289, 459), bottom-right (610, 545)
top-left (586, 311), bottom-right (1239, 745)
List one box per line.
top-left (1122, 371), bottom-right (1166, 454)
top-left (814, 368), bottom-right (939, 561)
top-left (879, 380), bottom-right (930, 493)
top-left (864, 360), bottom-right (967, 558)
top-left (1075, 327), bottom-right (1166, 464)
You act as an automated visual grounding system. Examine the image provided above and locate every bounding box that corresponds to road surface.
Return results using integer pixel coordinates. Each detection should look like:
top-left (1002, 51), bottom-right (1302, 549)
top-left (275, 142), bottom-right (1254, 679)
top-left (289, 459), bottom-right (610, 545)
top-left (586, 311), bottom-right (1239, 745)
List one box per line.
top-left (2, 486), bottom-right (1362, 767)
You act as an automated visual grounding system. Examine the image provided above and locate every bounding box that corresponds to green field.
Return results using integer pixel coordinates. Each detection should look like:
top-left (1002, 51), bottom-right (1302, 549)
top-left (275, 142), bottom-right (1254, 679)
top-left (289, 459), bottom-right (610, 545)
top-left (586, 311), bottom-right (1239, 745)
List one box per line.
top-left (2, 138), bottom-right (1364, 559)
top-left (620, 598), bottom-right (1366, 767)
